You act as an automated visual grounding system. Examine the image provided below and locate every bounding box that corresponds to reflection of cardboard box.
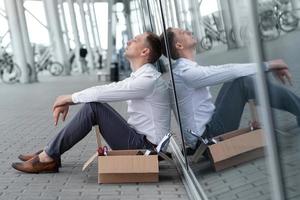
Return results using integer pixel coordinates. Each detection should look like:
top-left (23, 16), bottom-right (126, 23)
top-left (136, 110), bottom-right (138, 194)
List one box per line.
top-left (98, 150), bottom-right (159, 184)
top-left (208, 128), bottom-right (265, 171)
top-left (192, 128), bottom-right (265, 171)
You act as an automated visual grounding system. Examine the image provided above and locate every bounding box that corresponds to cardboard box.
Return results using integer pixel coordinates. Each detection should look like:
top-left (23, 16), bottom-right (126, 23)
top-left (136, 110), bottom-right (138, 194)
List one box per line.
top-left (83, 126), bottom-right (159, 184)
top-left (209, 128), bottom-right (265, 171)
top-left (98, 150), bottom-right (159, 184)
top-left (192, 128), bottom-right (265, 171)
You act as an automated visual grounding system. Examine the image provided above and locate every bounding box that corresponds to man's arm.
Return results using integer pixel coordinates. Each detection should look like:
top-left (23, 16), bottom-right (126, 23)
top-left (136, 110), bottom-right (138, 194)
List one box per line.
top-left (71, 76), bottom-right (155, 103)
top-left (181, 63), bottom-right (257, 88)
top-left (181, 59), bottom-right (291, 88)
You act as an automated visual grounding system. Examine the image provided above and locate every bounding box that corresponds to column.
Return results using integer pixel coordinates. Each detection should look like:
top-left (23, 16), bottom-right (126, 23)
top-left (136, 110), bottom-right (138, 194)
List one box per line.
top-left (58, 0), bottom-right (71, 53)
top-left (4, 0), bottom-right (29, 83)
top-left (218, 0), bottom-right (236, 49)
top-left (124, 1), bottom-right (133, 40)
top-left (67, 0), bottom-right (82, 73)
top-left (189, 0), bottom-right (203, 52)
top-left (172, 0), bottom-right (181, 28)
top-left (86, 0), bottom-right (97, 50)
top-left (16, 0), bottom-right (37, 82)
top-left (77, 0), bottom-right (94, 70)
top-left (228, 0), bottom-right (243, 47)
top-left (43, 0), bottom-right (71, 75)
top-left (106, 0), bottom-right (113, 70)
top-left (91, 0), bottom-right (102, 52)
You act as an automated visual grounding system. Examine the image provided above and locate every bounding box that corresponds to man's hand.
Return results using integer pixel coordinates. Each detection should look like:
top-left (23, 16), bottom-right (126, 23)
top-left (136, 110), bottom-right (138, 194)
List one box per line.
top-left (52, 95), bottom-right (73, 111)
top-left (268, 59), bottom-right (292, 85)
top-left (53, 105), bottom-right (69, 126)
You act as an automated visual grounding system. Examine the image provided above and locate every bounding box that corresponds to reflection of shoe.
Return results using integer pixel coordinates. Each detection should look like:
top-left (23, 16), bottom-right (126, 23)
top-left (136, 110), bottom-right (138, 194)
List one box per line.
top-left (12, 155), bottom-right (59, 173)
top-left (18, 150), bottom-right (61, 167)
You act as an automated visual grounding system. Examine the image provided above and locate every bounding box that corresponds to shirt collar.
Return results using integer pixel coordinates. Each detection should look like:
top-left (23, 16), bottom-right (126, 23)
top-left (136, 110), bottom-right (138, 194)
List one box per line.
top-left (173, 58), bottom-right (197, 69)
top-left (130, 63), bottom-right (152, 78)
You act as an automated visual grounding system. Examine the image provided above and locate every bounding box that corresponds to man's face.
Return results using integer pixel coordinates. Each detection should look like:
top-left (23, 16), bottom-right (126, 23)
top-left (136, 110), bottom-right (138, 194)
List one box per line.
top-left (171, 28), bottom-right (197, 49)
top-left (124, 33), bottom-right (149, 60)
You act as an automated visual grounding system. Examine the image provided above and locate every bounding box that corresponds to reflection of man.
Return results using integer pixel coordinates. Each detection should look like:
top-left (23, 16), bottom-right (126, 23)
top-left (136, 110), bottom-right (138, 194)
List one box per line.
top-left (160, 28), bottom-right (300, 155)
top-left (12, 32), bottom-right (171, 173)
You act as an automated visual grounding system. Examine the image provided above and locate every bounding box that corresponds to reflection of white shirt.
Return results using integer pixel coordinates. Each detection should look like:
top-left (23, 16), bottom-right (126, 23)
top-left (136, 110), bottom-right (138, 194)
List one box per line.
top-left (72, 63), bottom-right (171, 144)
top-left (173, 58), bottom-right (257, 137)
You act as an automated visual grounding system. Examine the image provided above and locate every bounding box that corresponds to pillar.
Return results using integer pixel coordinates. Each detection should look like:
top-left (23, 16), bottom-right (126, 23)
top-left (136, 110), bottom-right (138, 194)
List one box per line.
top-left (4, 0), bottom-right (29, 83)
top-left (43, 0), bottom-right (71, 75)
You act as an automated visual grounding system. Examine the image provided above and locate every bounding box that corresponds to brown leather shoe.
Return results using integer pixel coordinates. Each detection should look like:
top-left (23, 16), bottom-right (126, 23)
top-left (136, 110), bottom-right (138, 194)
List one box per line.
top-left (18, 150), bottom-right (43, 161)
top-left (18, 150), bottom-right (61, 167)
top-left (12, 155), bottom-right (59, 173)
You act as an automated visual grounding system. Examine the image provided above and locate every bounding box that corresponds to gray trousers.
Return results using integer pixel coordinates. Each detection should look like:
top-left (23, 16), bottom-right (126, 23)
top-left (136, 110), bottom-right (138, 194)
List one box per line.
top-left (45, 102), bottom-right (152, 160)
top-left (205, 76), bottom-right (300, 137)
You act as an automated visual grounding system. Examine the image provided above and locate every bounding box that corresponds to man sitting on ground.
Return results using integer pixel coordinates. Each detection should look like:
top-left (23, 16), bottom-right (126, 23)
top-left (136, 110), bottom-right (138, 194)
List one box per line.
top-left (12, 32), bottom-right (171, 173)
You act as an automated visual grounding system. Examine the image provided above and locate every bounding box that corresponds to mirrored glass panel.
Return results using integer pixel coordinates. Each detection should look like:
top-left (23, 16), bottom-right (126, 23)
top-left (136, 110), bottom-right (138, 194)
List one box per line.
top-left (260, 0), bottom-right (300, 199)
top-left (158, 0), bottom-right (300, 199)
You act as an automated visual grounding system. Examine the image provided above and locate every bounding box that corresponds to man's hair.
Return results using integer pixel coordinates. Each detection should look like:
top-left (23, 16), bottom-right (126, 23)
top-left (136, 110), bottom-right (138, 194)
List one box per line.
top-left (145, 32), bottom-right (162, 63)
top-left (160, 28), bottom-right (179, 60)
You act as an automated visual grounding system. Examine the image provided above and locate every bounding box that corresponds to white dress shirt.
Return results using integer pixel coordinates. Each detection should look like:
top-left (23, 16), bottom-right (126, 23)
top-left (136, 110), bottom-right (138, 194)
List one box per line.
top-left (173, 58), bottom-right (258, 138)
top-left (71, 63), bottom-right (171, 145)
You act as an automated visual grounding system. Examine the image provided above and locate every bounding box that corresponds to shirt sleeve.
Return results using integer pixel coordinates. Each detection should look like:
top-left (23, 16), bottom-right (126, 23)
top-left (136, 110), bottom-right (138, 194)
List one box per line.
top-left (181, 63), bottom-right (258, 88)
top-left (71, 76), bottom-right (156, 103)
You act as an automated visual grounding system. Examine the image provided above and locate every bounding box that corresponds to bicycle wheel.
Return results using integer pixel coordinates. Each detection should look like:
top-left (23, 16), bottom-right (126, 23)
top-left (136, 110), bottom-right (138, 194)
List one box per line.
top-left (1, 63), bottom-right (21, 84)
top-left (200, 36), bottom-right (213, 50)
top-left (279, 11), bottom-right (299, 32)
top-left (49, 62), bottom-right (63, 76)
top-left (258, 22), bottom-right (280, 41)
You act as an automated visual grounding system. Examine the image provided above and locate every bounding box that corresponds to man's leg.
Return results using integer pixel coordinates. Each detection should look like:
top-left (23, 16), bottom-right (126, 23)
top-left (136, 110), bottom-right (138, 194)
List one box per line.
top-left (45, 102), bottom-right (146, 160)
top-left (206, 76), bottom-right (300, 137)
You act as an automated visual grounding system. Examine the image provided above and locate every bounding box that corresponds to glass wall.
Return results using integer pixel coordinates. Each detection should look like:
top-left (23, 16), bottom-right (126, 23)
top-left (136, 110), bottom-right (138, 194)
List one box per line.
top-left (155, 0), bottom-right (300, 199)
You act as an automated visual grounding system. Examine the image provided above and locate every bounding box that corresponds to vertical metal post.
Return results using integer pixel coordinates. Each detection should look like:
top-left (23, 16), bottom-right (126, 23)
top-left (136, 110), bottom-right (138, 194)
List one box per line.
top-left (43, 0), bottom-right (70, 75)
top-left (67, 0), bottom-right (82, 73)
top-left (77, 0), bottom-right (94, 70)
top-left (58, 0), bottom-right (71, 52)
top-left (106, 0), bottom-right (113, 70)
top-left (91, 0), bottom-right (102, 52)
top-left (189, 0), bottom-right (203, 51)
top-left (228, 0), bottom-right (243, 47)
top-left (180, 0), bottom-right (188, 29)
top-left (123, 1), bottom-right (133, 39)
top-left (219, 0), bottom-right (236, 49)
top-left (4, 0), bottom-right (29, 83)
top-left (16, 0), bottom-right (37, 82)
top-left (167, 0), bottom-right (175, 27)
top-left (146, 0), bottom-right (155, 32)
top-left (247, 1), bottom-right (286, 200)
top-left (171, 0), bottom-right (181, 27)
top-left (86, 0), bottom-right (98, 50)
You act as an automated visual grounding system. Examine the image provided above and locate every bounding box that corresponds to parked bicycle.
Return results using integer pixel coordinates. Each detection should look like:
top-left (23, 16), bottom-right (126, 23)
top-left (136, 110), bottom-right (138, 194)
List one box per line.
top-left (0, 51), bottom-right (21, 84)
top-left (200, 13), bottom-right (227, 50)
top-left (35, 57), bottom-right (63, 76)
top-left (259, 0), bottom-right (299, 41)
